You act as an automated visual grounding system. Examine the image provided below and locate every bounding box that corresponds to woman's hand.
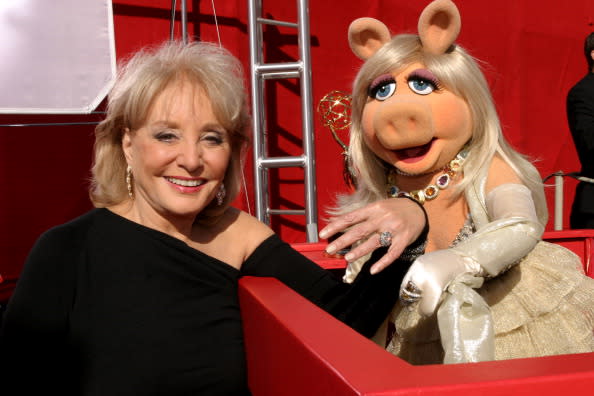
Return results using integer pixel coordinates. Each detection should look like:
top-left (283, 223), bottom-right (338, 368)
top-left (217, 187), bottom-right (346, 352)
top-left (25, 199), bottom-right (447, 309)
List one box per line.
top-left (319, 197), bottom-right (426, 274)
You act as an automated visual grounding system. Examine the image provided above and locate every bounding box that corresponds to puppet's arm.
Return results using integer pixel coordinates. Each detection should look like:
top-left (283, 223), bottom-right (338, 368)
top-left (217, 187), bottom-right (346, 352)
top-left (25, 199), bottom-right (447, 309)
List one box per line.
top-left (400, 183), bottom-right (543, 316)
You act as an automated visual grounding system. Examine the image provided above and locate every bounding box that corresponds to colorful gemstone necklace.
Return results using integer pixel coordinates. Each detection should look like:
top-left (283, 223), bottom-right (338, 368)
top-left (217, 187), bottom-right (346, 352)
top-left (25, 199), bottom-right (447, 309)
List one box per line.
top-left (386, 147), bottom-right (469, 205)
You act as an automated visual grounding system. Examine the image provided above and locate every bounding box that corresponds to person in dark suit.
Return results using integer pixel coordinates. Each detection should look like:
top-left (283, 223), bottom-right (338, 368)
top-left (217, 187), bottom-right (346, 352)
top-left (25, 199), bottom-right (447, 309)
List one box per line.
top-left (566, 32), bottom-right (594, 229)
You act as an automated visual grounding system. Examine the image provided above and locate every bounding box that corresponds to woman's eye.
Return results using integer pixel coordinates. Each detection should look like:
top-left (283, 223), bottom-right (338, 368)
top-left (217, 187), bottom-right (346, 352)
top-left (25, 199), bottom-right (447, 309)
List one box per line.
top-left (202, 133), bottom-right (224, 145)
top-left (369, 81), bottom-right (396, 101)
top-left (155, 131), bottom-right (177, 142)
top-left (408, 78), bottom-right (436, 95)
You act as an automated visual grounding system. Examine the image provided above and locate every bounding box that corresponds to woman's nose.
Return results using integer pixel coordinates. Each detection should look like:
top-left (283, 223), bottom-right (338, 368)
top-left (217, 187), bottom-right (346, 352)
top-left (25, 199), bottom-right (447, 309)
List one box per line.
top-left (176, 143), bottom-right (203, 172)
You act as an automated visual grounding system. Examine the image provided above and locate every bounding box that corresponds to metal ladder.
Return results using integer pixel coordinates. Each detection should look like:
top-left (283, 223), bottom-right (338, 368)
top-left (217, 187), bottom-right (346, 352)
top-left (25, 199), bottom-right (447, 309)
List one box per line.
top-left (247, 0), bottom-right (318, 242)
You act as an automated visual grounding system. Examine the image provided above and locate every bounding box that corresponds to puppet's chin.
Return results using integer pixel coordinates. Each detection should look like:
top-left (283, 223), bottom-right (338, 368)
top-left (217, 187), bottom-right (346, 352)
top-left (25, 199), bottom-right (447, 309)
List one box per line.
top-left (393, 166), bottom-right (435, 177)
top-left (392, 140), bottom-right (435, 174)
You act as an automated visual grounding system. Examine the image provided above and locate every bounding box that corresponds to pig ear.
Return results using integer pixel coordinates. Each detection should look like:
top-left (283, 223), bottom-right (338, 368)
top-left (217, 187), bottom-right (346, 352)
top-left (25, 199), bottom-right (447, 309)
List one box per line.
top-left (418, 0), bottom-right (461, 55)
top-left (348, 18), bottom-right (391, 60)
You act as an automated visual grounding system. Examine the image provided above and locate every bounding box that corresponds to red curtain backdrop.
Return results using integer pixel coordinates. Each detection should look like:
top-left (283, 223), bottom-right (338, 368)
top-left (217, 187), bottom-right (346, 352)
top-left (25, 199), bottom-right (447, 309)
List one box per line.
top-left (1, 0), bottom-right (593, 299)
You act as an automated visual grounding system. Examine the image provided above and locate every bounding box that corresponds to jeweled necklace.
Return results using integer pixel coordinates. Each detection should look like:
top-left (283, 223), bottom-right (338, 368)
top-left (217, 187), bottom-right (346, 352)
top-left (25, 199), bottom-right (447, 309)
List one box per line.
top-left (386, 147), bottom-right (469, 205)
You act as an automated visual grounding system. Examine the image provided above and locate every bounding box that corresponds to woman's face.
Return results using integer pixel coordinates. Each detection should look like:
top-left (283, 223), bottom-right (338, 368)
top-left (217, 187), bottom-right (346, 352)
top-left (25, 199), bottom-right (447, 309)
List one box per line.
top-left (122, 79), bottom-right (231, 221)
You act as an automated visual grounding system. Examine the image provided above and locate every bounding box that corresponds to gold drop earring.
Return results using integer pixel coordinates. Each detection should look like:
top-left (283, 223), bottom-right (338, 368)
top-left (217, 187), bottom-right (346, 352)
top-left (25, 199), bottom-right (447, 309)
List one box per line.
top-left (126, 165), bottom-right (134, 199)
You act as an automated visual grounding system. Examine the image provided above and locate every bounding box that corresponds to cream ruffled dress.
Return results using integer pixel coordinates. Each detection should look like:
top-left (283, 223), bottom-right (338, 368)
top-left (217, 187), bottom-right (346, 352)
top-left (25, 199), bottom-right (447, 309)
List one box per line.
top-left (385, 238), bottom-right (594, 364)
top-left (375, 180), bottom-right (594, 365)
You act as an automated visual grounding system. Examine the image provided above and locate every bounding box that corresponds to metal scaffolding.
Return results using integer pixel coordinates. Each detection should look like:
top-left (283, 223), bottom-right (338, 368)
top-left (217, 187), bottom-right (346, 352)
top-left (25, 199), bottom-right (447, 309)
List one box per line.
top-left (247, 0), bottom-right (318, 242)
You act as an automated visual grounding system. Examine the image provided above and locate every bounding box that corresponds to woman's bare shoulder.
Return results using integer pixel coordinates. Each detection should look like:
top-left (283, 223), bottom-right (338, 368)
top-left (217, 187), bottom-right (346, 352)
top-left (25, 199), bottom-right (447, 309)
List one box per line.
top-left (190, 208), bottom-right (275, 269)
top-left (225, 208), bottom-right (275, 257)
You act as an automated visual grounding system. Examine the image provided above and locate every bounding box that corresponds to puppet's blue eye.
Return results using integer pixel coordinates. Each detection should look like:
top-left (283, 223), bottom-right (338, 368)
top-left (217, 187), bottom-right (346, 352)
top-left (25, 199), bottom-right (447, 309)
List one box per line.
top-left (369, 80), bottom-right (396, 101)
top-left (408, 78), bottom-right (436, 95)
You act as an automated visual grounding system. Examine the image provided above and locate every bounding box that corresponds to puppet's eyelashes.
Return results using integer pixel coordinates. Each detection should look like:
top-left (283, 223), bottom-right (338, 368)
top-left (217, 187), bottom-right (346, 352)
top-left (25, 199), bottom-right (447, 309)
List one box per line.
top-left (369, 79), bottom-right (396, 101)
top-left (408, 78), bottom-right (437, 95)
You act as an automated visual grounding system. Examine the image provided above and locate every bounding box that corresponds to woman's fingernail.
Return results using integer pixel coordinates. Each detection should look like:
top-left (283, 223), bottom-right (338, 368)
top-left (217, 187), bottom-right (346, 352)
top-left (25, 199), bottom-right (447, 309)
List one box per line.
top-left (319, 230), bottom-right (328, 239)
top-left (326, 244), bottom-right (336, 254)
top-left (344, 253), bottom-right (354, 261)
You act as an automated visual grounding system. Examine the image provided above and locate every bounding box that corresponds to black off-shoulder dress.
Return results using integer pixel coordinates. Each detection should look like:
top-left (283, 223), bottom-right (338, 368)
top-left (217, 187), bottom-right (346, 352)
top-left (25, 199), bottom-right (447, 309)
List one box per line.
top-left (0, 208), bottom-right (412, 395)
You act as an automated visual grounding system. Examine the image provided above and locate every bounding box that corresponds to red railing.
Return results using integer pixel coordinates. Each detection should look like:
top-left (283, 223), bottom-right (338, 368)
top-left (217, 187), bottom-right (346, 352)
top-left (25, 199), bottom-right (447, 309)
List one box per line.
top-left (239, 230), bottom-right (594, 396)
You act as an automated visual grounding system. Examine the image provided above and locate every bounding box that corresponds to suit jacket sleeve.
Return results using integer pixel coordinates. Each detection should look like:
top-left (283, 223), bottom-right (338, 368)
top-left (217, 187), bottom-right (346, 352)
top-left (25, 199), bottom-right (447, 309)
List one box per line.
top-left (567, 78), bottom-right (594, 162)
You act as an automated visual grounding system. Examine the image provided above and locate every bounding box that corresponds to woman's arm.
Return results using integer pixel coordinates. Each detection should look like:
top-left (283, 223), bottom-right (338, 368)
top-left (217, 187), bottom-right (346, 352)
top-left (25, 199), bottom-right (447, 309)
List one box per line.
top-left (241, 234), bottom-right (415, 338)
top-left (237, 196), bottom-right (427, 337)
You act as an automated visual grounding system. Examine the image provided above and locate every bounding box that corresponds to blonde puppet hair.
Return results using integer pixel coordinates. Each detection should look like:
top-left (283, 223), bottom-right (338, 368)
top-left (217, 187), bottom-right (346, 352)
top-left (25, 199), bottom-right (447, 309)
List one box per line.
top-left (331, 31), bottom-right (548, 228)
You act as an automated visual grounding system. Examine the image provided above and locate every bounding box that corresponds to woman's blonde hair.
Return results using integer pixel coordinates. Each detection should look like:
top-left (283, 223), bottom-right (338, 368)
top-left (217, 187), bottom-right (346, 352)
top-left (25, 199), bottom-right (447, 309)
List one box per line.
top-left (90, 40), bottom-right (250, 223)
top-left (335, 34), bottom-right (548, 226)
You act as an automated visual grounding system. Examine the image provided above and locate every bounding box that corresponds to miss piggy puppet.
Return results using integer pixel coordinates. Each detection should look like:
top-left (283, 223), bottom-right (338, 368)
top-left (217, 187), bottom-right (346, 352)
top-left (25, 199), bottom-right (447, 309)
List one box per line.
top-left (335, 0), bottom-right (594, 364)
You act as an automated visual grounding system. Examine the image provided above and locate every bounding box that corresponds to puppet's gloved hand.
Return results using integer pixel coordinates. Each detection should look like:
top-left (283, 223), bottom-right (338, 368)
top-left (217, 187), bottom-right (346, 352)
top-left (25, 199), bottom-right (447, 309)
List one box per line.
top-left (399, 249), bottom-right (482, 316)
top-left (399, 183), bottom-right (544, 317)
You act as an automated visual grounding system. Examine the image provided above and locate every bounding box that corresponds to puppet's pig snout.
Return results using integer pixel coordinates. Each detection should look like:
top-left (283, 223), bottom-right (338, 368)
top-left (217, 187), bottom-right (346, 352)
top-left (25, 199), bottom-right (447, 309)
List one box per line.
top-left (374, 98), bottom-right (434, 147)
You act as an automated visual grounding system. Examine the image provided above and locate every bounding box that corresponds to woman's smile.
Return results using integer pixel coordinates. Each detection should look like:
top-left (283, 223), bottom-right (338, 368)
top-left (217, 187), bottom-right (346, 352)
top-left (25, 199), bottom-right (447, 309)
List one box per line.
top-left (165, 176), bottom-right (207, 193)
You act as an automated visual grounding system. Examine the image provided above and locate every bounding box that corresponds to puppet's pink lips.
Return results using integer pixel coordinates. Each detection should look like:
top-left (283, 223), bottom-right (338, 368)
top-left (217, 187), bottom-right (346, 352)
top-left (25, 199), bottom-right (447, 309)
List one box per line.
top-left (395, 141), bottom-right (433, 163)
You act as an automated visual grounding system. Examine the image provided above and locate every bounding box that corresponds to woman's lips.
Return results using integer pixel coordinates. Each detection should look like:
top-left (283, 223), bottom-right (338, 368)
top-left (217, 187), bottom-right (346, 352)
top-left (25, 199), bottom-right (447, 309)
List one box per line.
top-left (395, 141), bottom-right (433, 163)
top-left (165, 176), bottom-right (205, 193)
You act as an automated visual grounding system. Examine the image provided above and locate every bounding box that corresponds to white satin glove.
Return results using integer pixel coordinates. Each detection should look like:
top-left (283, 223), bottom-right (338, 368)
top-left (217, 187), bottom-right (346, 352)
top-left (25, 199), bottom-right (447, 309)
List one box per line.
top-left (400, 249), bottom-right (482, 315)
top-left (400, 183), bottom-right (544, 316)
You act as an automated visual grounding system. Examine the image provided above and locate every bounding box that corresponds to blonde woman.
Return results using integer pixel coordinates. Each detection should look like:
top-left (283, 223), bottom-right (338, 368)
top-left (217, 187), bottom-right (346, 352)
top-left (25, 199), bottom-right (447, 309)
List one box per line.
top-left (0, 40), bottom-right (427, 394)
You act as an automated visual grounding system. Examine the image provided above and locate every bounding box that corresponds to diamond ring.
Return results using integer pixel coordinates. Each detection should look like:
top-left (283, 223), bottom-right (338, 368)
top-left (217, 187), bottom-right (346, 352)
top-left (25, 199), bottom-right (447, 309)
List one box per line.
top-left (379, 231), bottom-right (393, 247)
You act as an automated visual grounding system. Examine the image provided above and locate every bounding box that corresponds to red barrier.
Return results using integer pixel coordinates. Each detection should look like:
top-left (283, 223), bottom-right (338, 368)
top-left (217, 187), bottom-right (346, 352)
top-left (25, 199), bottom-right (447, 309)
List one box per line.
top-left (543, 229), bottom-right (594, 277)
top-left (239, 277), bottom-right (594, 396)
top-left (292, 229), bottom-right (594, 275)
top-left (289, 242), bottom-right (347, 270)
top-left (238, 230), bottom-right (594, 395)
